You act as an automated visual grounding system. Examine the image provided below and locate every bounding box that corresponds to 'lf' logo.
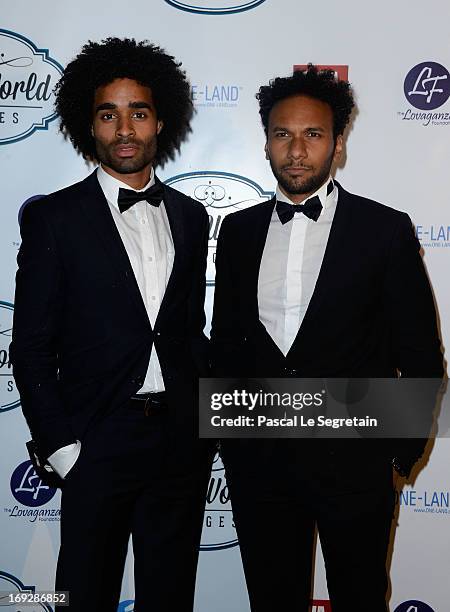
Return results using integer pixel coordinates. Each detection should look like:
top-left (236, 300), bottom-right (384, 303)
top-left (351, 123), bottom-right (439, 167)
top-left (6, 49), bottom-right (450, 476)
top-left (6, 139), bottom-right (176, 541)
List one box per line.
top-left (404, 62), bottom-right (450, 110)
top-left (10, 460), bottom-right (57, 507)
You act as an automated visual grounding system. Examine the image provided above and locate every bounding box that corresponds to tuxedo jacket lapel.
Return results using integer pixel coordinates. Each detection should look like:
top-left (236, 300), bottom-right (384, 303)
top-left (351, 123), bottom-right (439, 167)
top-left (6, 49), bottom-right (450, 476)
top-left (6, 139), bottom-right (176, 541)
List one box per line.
top-left (154, 183), bottom-right (186, 327)
top-left (244, 198), bottom-right (287, 359)
top-left (250, 198), bottom-right (276, 319)
top-left (286, 183), bottom-right (353, 352)
top-left (79, 171), bottom-right (151, 326)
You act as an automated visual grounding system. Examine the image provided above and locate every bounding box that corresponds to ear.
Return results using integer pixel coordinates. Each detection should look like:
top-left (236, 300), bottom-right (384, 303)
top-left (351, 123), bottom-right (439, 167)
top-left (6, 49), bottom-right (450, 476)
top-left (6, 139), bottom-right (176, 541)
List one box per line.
top-left (264, 142), bottom-right (269, 160)
top-left (157, 120), bottom-right (163, 135)
top-left (333, 134), bottom-right (343, 162)
top-left (90, 125), bottom-right (94, 137)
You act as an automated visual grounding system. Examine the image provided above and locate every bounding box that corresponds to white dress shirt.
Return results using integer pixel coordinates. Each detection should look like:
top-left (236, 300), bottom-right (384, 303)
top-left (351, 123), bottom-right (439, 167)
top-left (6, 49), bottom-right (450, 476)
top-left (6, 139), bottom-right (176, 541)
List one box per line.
top-left (257, 178), bottom-right (338, 356)
top-left (48, 164), bottom-right (173, 478)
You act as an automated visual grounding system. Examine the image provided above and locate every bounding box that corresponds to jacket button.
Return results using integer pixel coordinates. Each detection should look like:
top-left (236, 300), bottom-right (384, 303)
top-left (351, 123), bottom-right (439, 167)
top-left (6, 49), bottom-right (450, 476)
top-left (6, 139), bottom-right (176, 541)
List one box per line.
top-left (284, 367), bottom-right (298, 377)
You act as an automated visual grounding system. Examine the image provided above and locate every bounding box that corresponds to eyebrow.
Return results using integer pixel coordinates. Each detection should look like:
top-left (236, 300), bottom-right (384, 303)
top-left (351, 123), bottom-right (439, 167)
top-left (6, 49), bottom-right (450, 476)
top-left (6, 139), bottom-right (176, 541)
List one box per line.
top-left (94, 101), bottom-right (152, 113)
top-left (129, 101), bottom-right (152, 110)
top-left (271, 125), bottom-right (326, 132)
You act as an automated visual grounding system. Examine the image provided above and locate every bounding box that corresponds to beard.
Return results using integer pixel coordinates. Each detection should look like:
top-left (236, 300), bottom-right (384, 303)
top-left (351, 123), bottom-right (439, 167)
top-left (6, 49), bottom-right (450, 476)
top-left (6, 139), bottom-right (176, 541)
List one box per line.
top-left (270, 152), bottom-right (334, 199)
top-left (95, 136), bottom-right (157, 175)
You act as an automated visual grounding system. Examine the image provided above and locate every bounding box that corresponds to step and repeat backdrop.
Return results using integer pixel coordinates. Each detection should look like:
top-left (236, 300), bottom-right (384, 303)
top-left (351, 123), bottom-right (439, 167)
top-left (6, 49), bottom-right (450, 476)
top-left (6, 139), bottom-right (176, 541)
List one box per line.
top-left (1, 1), bottom-right (449, 611)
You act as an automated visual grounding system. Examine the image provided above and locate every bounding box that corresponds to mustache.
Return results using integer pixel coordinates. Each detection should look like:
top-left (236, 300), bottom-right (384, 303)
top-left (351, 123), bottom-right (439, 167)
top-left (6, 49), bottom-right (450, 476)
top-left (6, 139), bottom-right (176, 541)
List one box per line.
top-left (282, 164), bottom-right (312, 170)
top-left (113, 139), bottom-right (141, 146)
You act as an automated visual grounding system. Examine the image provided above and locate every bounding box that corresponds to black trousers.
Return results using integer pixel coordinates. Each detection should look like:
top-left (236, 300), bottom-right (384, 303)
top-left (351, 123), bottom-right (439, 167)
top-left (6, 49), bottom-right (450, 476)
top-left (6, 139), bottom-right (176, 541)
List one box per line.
top-left (222, 440), bottom-right (396, 612)
top-left (55, 398), bottom-right (212, 611)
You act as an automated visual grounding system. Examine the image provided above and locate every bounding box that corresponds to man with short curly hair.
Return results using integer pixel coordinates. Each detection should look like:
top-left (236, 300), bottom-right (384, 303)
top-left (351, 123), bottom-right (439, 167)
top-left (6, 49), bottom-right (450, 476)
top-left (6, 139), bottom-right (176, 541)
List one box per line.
top-left (211, 65), bottom-right (443, 611)
top-left (11, 38), bottom-right (213, 611)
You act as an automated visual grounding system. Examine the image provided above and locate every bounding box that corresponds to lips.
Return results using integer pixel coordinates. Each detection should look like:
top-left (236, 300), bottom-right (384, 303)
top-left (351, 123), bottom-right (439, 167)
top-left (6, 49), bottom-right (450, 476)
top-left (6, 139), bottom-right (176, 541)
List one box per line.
top-left (114, 143), bottom-right (139, 158)
top-left (283, 166), bottom-right (311, 176)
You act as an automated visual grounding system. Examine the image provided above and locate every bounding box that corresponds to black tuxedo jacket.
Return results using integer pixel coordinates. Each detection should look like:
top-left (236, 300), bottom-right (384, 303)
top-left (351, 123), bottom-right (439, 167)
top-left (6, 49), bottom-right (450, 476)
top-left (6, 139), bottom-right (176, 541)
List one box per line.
top-left (211, 183), bottom-right (444, 473)
top-left (11, 170), bottom-right (210, 460)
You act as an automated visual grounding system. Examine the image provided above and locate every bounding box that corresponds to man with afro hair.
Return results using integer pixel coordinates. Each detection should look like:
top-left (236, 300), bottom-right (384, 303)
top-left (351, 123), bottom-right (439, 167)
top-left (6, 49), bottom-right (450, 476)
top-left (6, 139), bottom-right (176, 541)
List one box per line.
top-left (11, 38), bottom-right (214, 611)
top-left (211, 65), bottom-right (443, 611)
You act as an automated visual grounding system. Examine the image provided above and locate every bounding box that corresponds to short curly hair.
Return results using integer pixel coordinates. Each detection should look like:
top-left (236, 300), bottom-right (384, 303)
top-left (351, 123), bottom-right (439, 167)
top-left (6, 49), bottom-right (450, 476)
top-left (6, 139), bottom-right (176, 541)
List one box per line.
top-left (257, 64), bottom-right (354, 140)
top-left (55, 37), bottom-right (193, 167)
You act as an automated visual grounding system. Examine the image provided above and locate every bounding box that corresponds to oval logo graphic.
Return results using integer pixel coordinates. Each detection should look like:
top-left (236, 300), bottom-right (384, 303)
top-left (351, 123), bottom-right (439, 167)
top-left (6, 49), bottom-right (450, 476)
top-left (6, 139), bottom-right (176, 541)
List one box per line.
top-left (164, 0), bottom-right (267, 14)
top-left (404, 61), bottom-right (450, 110)
top-left (201, 452), bottom-right (238, 551)
top-left (0, 571), bottom-right (53, 611)
top-left (0, 301), bottom-right (20, 412)
top-left (165, 171), bottom-right (273, 285)
top-left (10, 460), bottom-right (57, 507)
top-left (0, 29), bottom-right (62, 145)
top-left (394, 601), bottom-right (435, 612)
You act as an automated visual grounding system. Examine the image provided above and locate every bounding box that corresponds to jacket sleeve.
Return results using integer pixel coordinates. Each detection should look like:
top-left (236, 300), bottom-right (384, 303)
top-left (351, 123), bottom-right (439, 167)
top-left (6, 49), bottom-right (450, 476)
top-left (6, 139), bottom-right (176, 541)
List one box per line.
top-left (383, 212), bottom-right (444, 476)
top-left (385, 212), bottom-right (443, 377)
top-left (10, 201), bottom-right (76, 459)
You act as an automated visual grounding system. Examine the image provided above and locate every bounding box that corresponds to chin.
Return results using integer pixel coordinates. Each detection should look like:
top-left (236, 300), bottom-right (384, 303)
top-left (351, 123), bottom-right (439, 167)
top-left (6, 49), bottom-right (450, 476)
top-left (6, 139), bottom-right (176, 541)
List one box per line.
top-left (282, 180), bottom-right (309, 195)
top-left (113, 161), bottom-right (145, 175)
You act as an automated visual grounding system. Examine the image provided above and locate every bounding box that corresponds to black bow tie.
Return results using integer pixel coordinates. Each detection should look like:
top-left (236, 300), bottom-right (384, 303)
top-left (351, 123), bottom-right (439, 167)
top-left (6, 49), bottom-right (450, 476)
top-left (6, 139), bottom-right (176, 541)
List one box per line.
top-left (117, 179), bottom-right (164, 213)
top-left (275, 180), bottom-right (334, 225)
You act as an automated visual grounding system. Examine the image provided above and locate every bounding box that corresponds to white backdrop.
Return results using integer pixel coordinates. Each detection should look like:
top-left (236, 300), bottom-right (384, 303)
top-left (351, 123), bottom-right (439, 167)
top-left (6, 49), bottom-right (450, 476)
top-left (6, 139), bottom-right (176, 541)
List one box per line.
top-left (1, 1), bottom-right (449, 611)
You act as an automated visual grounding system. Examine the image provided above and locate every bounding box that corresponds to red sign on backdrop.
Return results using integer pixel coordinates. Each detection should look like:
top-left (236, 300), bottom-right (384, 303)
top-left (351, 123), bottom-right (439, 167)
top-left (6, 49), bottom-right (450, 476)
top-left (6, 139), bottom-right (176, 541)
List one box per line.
top-left (294, 64), bottom-right (349, 81)
top-left (311, 600), bottom-right (332, 612)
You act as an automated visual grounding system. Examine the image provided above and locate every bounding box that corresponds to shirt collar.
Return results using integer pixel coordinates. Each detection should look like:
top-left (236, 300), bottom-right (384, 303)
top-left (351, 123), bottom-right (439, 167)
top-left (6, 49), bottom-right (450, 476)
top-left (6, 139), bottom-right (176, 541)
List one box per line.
top-left (275, 176), bottom-right (335, 218)
top-left (97, 164), bottom-right (155, 212)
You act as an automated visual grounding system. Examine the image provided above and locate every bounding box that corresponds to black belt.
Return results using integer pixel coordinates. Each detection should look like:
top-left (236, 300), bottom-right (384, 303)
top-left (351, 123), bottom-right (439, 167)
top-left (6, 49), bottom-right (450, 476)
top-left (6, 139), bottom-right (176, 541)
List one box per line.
top-left (130, 392), bottom-right (168, 416)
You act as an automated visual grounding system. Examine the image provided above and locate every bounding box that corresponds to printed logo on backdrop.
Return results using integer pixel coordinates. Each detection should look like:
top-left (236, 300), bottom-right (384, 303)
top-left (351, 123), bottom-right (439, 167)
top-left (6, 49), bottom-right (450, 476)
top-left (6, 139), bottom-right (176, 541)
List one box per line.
top-left (4, 460), bottom-right (59, 523)
top-left (398, 61), bottom-right (450, 127)
top-left (163, 0), bottom-right (267, 15)
top-left (397, 488), bottom-right (450, 516)
top-left (0, 29), bottom-right (62, 145)
top-left (0, 301), bottom-right (20, 412)
top-left (192, 84), bottom-right (242, 108)
top-left (416, 224), bottom-right (450, 249)
top-left (165, 171), bottom-right (273, 286)
top-left (394, 601), bottom-right (435, 612)
top-left (201, 451), bottom-right (237, 550)
top-left (294, 64), bottom-right (349, 81)
top-left (311, 600), bottom-right (331, 612)
top-left (0, 571), bottom-right (53, 611)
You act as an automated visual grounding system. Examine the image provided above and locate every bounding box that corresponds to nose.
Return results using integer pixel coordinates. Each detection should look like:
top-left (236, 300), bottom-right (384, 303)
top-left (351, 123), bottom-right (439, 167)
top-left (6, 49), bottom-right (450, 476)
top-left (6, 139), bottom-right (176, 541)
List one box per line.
top-left (288, 136), bottom-right (307, 161)
top-left (116, 115), bottom-right (135, 138)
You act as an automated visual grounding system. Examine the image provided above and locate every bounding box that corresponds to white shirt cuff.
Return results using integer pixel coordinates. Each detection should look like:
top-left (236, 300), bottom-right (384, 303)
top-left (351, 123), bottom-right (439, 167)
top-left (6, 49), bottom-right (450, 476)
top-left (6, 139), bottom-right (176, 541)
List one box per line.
top-left (48, 441), bottom-right (81, 479)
